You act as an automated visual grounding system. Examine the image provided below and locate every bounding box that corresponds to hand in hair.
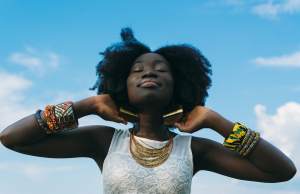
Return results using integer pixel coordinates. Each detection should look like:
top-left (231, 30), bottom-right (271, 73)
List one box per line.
top-left (93, 94), bottom-right (127, 125)
top-left (174, 106), bottom-right (212, 133)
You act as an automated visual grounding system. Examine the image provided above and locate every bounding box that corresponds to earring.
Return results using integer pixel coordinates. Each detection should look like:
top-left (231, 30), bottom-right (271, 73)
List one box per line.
top-left (163, 105), bottom-right (183, 126)
top-left (119, 107), bottom-right (138, 123)
top-left (119, 105), bottom-right (184, 126)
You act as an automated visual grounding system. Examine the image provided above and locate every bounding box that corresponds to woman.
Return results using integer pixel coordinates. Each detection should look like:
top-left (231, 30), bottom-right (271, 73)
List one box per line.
top-left (0, 28), bottom-right (296, 194)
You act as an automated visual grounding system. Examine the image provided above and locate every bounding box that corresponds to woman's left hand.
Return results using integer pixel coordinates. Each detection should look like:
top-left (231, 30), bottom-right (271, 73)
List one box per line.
top-left (174, 106), bottom-right (211, 133)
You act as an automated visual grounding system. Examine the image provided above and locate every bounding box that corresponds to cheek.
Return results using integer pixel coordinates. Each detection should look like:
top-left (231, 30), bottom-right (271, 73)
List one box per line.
top-left (126, 77), bottom-right (136, 100)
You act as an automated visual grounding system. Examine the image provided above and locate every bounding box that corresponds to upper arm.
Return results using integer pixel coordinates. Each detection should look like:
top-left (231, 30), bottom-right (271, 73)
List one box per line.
top-left (6, 125), bottom-right (115, 160)
top-left (191, 136), bottom-right (277, 182)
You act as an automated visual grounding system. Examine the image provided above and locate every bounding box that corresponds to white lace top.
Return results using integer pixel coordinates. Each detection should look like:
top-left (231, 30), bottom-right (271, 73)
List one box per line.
top-left (102, 128), bottom-right (193, 194)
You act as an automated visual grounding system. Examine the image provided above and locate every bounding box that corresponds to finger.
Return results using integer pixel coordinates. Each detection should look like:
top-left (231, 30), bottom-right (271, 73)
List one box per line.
top-left (103, 112), bottom-right (125, 124)
top-left (112, 116), bottom-right (127, 124)
top-left (114, 113), bottom-right (127, 124)
top-left (119, 117), bottom-right (128, 125)
top-left (175, 121), bottom-right (193, 132)
top-left (174, 122), bottom-right (185, 130)
top-left (116, 112), bottom-right (128, 124)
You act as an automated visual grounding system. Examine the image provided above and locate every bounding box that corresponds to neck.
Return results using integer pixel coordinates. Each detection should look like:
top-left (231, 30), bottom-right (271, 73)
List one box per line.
top-left (133, 112), bottom-right (170, 141)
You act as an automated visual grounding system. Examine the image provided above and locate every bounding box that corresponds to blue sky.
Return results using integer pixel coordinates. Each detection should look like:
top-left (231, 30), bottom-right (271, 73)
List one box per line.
top-left (0, 0), bottom-right (300, 194)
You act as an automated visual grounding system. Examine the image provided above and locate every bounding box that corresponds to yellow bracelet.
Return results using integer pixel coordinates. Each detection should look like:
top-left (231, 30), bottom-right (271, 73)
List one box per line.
top-left (223, 122), bottom-right (248, 151)
top-left (223, 122), bottom-right (260, 157)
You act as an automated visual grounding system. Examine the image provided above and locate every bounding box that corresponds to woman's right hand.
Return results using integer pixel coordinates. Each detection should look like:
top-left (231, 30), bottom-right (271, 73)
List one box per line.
top-left (92, 94), bottom-right (127, 124)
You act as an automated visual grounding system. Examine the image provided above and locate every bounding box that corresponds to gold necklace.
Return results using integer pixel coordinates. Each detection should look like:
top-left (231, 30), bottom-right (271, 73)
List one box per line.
top-left (135, 136), bottom-right (163, 149)
top-left (129, 130), bottom-right (173, 168)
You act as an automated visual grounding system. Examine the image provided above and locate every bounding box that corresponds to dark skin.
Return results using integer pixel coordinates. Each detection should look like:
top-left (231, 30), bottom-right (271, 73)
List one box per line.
top-left (0, 53), bottom-right (296, 185)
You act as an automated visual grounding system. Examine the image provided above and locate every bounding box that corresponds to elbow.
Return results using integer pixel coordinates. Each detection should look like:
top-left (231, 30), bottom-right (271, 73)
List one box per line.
top-left (282, 164), bottom-right (297, 182)
top-left (0, 131), bottom-right (7, 145)
top-left (0, 131), bottom-right (9, 147)
top-left (282, 159), bottom-right (297, 182)
top-left (271, 163), bottom-right (297, 183)
top-left (0, 131), bottom-right (16, 149)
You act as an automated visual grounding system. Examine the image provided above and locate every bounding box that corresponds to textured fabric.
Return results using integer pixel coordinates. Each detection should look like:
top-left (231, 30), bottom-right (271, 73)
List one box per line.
top-left (102, 128), bottom-right (193, 194)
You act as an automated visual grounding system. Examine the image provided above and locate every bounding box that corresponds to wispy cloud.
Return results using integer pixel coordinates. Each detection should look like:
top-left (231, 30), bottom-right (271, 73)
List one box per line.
top-left (0, 161), bottom-right (77, 181)
top-left (252, 0), bottom-right (300, 19)
top-left (252, 51), bottom-right (300, 67)
top-left (8, 46), bottom-right (61, 76)
top-left (0, 70), bottom-right (118, 131)
top-left (222, 0), bottom-right (300, 19)
top-left (0, 70), bottom-right (32, 100)
top-left (255, 102), bottom-right (300, 169)
top-left (0, 71), bottom-right (34, 129)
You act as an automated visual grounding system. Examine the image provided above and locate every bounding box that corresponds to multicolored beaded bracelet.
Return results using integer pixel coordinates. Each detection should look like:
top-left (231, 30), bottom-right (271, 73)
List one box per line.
top-left (223, 122), bottom-right (260, 158)
top-left (34, 101), bottom-right (78, 134)
top-left (34, 109), bottom-right (52, 134)
top-left (223, 122), bottom-right (248, 151)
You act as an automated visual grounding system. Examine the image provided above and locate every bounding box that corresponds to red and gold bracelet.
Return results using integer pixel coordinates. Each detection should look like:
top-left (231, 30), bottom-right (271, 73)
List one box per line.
top-left (44, 105), bottom-right (58, 132)
top-left (35, 101), bottom-right (78, 134)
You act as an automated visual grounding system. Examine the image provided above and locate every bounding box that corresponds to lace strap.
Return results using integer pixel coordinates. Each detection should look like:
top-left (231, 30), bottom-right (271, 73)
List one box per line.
top-left (106, 128), bottom-right (128, 154)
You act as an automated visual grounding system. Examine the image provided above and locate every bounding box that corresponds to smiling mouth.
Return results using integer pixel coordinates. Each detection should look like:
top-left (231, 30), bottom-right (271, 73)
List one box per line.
top-left (139, 81), bottom-right (160, 88)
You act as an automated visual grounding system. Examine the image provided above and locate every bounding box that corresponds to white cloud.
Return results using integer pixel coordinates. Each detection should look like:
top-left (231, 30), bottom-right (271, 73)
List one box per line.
top-left (0, 70), bottom-right (32, 100)
top-left (192, 171), bottom-right (299, 194)
top-left (0, 70), bottom-right (117, 132)
top-left (0, 71), bottom-right (34, 129)
top-left (255, 102), bottom-right (300, 168)
top-left (0, 161), bottom-right (76, 181)
top-left (253, 51), bottom-right (300, 67)
top-left (252, 0), bottom-right (300, 19)
top-left (222, 0), bottom-right (300, 19)
top-left (8, 46), bottom-right (61, 76)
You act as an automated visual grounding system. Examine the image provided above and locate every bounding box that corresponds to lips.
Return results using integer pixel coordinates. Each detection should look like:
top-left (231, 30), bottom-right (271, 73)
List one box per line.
top-left (140, 82), bottom-right (159, 87)
top-left (138, 79), bottom-right (161, 88)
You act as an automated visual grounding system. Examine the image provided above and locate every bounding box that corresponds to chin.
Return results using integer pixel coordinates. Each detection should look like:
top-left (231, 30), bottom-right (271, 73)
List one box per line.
top-left (130, 97), bottom-right (170, 110)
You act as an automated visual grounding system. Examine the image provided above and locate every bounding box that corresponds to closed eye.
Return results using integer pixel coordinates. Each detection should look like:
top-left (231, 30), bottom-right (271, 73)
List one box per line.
top-left (132, 69), bottom-right (143, 72)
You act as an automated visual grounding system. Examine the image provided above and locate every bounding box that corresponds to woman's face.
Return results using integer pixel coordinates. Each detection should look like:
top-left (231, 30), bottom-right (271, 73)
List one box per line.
top-left (126, 53), bottom-right (174, 112)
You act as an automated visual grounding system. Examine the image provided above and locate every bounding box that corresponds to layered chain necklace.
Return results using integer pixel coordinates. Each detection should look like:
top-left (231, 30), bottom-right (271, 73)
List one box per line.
top-left (129, 129), bottom-right (174, 168)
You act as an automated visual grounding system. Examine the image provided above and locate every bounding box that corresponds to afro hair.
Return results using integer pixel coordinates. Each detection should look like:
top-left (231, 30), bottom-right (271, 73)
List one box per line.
top-left (90, 27), bottom-right (212, 113)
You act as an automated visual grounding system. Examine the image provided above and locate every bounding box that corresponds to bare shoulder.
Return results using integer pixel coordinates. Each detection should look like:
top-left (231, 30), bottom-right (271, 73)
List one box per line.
top-left (191, 136), bottom-right (213, 154)
top-left (191, 136), bottom-right (220, 174)
top-left (90, 125), bottom-right (116, 158)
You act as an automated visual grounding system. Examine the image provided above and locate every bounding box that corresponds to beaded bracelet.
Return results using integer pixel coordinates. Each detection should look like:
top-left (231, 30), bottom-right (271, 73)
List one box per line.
top-left (223, 122), bottom-right (260, 158)
top-left (223, 122), bottom-right (248, 151)
top-left (34, 109), bottom-right (52, 134)
top-left (242, 132), bottom-right (260, 157)
top-left (35, 101), bottom-right (78, 134)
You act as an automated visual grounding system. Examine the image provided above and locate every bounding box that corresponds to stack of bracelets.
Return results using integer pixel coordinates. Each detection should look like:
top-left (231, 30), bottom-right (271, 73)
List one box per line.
top-left (223, 122), bottom-right (260, 157)
top-left (34, 101), bottom-right (78, 134)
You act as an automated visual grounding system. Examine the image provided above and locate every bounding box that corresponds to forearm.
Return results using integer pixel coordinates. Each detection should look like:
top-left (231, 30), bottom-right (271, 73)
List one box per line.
top-left (247, 138), bottom-right (296, 180)
top-left (0, 96), bottom-right (96, 147)
top-left (207, 110), bottom-right (297, 180)
top-left (205, 109), bottom-right (234, 138)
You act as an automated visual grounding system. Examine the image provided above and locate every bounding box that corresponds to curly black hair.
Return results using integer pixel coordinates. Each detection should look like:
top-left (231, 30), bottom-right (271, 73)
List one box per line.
top-left (90, 27), bottom-right (212, 114)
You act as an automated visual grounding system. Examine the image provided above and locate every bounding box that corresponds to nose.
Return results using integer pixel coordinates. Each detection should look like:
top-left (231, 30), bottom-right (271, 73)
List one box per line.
top-left (141, 69), bottom-right (158, 79)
